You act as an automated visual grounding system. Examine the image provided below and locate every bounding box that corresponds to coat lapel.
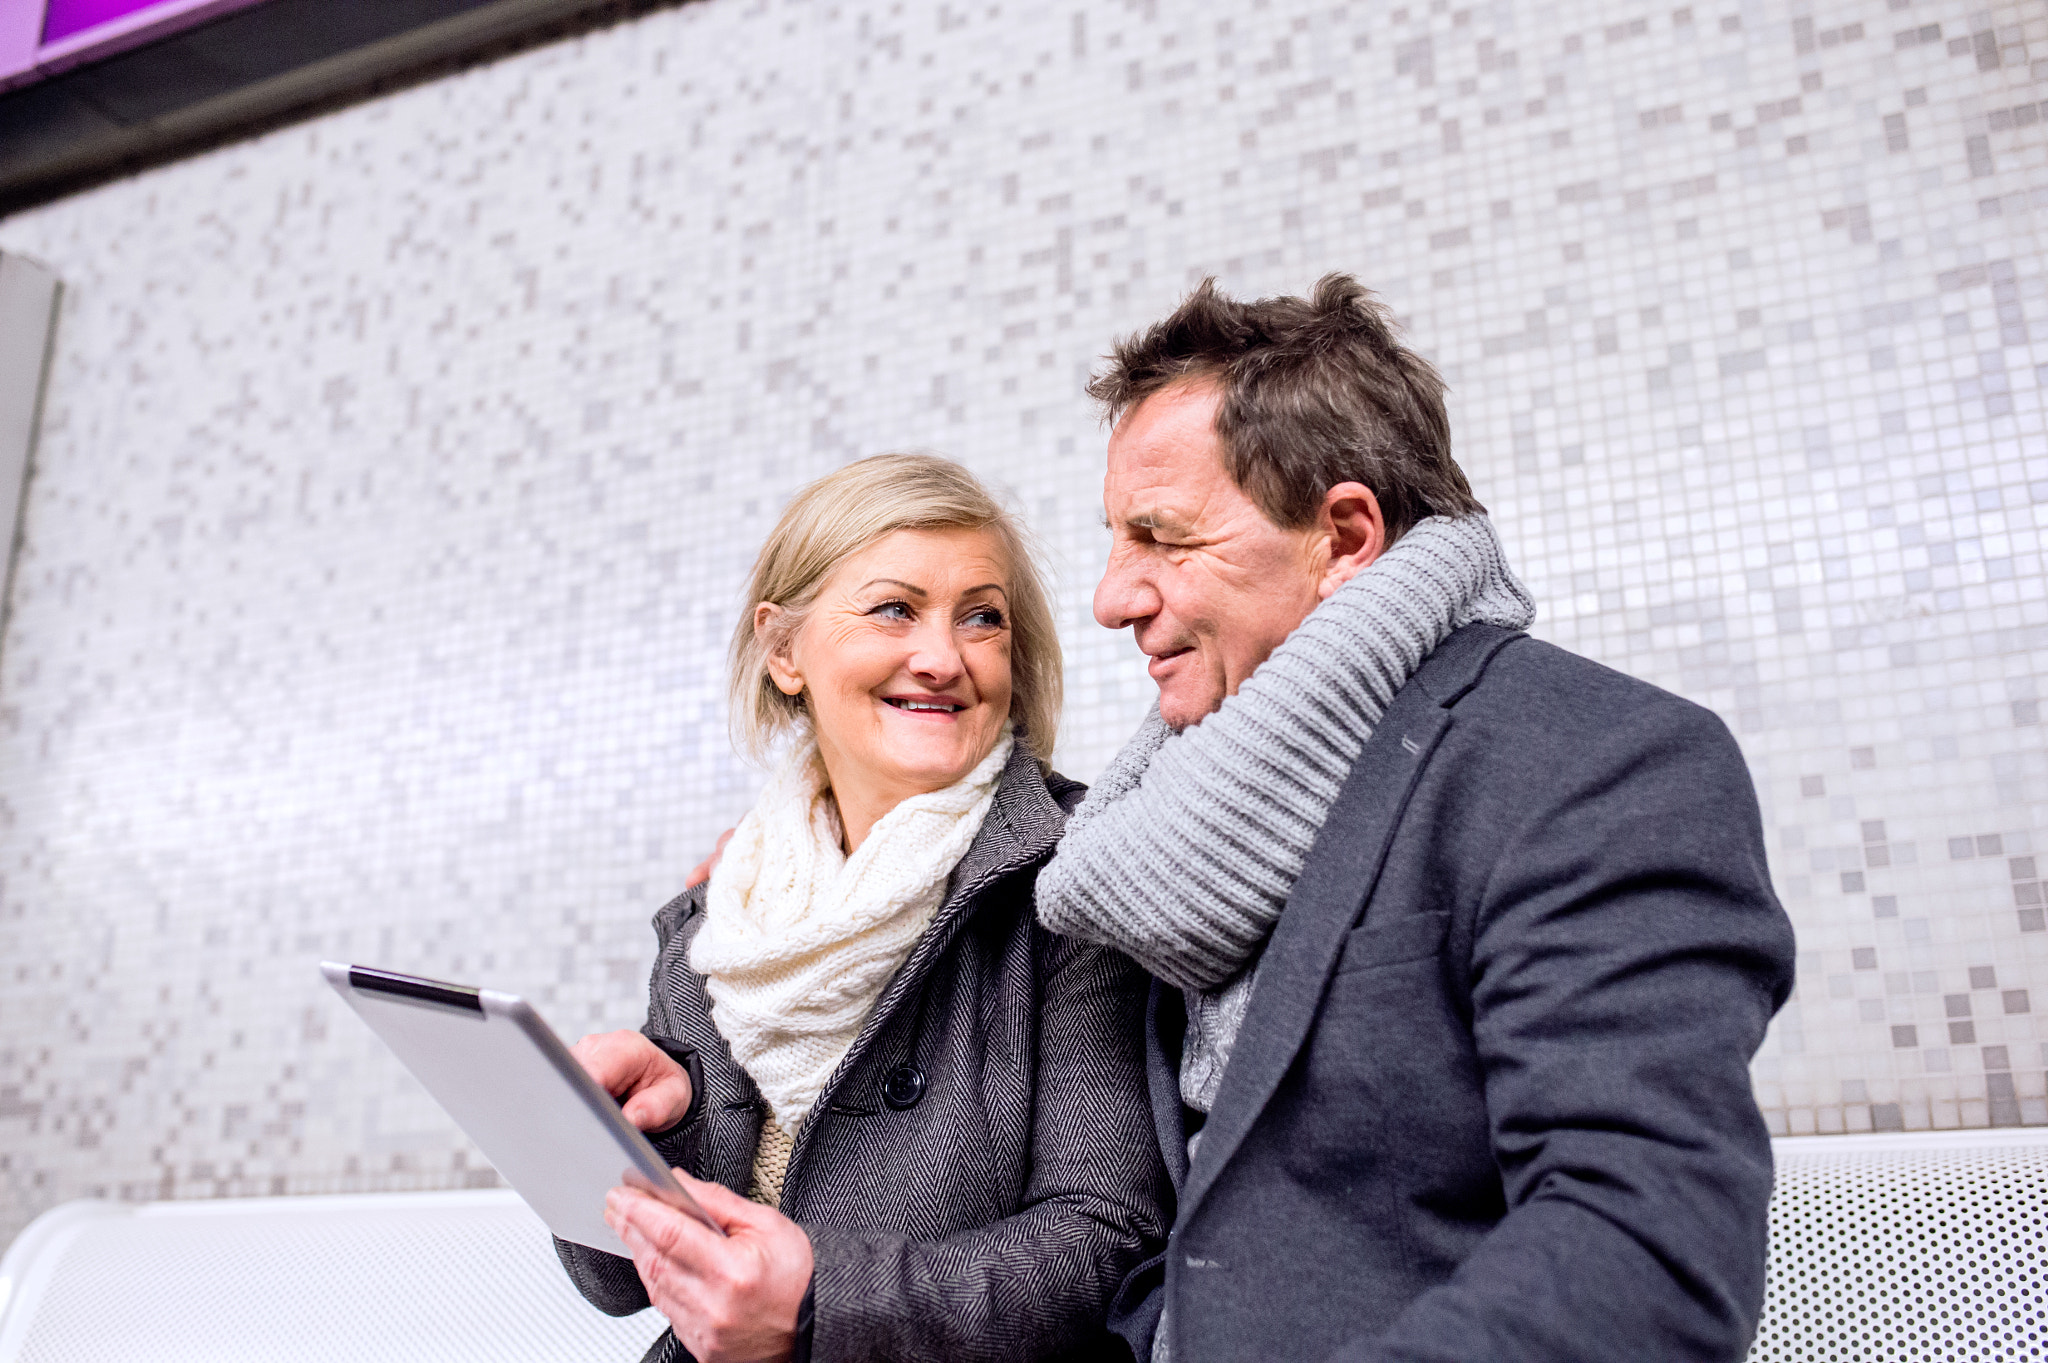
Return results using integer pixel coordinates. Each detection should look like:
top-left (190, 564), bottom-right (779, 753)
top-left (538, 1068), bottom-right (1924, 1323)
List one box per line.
top-left (866, 742), bottom-right (1066, 1020)
top-left (1174, 624), bottom-right (1522, 1226)
top-left (787, 744), bottom-right (1063, 1156)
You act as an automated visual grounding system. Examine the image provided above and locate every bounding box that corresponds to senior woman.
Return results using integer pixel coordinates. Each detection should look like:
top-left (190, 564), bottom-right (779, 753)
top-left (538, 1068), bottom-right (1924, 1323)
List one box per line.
top-left (557, 453), bottom-right (1168, 1363)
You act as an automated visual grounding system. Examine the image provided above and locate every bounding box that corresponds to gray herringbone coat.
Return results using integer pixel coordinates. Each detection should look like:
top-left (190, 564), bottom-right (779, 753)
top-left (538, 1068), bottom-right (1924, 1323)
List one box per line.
top-left (557, 744), bottom-right (1169, 1362)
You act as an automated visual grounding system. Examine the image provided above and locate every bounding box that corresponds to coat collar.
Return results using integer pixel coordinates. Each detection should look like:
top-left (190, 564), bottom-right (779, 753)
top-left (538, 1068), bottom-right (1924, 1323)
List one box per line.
top-left (782, 741), bottom-right (1067, 1150)
top-left (822, 740), bottom-right (1067, 1038)
top-left (941, 740), bottom-right (1072, 905)
top-left (661, 742), bottom-right (1068, 1082)
top-left (1175, 624), bottom-right (1524, 1225)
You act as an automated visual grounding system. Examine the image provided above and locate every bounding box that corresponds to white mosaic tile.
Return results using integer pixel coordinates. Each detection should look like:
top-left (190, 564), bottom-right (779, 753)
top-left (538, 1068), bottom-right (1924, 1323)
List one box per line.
top-left (0, 0), bottom-right (2043, 1242)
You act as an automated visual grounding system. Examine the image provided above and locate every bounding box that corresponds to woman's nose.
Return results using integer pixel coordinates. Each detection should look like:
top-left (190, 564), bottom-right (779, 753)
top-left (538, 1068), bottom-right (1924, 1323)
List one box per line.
top-left (905, 621), bottom-right (966, 681)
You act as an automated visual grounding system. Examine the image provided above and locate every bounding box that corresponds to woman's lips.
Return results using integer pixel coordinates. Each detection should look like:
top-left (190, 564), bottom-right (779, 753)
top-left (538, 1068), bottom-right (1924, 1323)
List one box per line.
top-left (881, 696), bottom-right (967, 721)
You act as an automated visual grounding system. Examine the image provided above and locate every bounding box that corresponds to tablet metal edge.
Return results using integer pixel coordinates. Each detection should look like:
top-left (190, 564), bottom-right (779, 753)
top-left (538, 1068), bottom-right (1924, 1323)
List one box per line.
top-left (492, 997), bottom-right (725, 1235)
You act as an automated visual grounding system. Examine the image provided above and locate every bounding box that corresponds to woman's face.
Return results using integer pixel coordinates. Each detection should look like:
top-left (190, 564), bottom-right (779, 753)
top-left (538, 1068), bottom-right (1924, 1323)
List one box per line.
top-left (765, 526), bottom-right (1015, 802)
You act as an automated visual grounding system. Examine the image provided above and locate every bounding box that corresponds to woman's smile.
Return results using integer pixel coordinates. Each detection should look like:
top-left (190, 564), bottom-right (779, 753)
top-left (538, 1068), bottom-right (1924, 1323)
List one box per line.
top-left (881, 693), bottom-right (969, 718)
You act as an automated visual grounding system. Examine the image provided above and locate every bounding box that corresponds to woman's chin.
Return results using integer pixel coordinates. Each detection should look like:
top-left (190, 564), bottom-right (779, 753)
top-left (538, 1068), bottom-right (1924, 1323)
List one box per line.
top-left (859, 723), bottom-right (1001, 792)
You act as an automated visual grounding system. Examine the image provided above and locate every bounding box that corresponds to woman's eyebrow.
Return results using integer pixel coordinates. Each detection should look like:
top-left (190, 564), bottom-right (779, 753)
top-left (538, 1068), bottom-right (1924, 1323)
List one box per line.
top-left (859, 578), bottom-right (1009, 599)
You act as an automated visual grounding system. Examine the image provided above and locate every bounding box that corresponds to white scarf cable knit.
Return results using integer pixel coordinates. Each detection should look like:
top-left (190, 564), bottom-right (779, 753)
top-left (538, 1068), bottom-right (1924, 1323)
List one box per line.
top-left (691, 728), bottom-right (1013, 1134)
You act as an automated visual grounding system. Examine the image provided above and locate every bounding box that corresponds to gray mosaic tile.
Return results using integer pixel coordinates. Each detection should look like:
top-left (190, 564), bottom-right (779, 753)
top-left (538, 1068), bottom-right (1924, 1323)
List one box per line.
top-left (0, 0), bottom-right (2044, 1240)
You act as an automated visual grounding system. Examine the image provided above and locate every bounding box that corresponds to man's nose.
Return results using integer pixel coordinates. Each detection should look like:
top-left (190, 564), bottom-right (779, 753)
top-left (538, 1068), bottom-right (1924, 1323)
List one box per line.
top-left (1094, 548), bottom-right (1158, 631)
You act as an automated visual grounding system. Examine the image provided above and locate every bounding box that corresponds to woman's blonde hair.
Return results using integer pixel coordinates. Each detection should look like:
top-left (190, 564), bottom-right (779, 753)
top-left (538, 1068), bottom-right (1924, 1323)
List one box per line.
top-left (729, 452), bottom-right (1063, 770)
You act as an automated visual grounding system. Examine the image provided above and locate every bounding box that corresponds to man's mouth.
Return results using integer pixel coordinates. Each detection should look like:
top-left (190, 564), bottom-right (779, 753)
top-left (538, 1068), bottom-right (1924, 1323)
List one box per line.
top-left (1146, 647), bottom-right (1193, 678)
top-left (884, 697), bottom-right (967, 713)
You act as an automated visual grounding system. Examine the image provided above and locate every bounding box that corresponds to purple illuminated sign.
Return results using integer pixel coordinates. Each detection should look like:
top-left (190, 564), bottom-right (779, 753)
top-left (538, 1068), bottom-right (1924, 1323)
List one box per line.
top-left (2, 0), bottom-right (266, 88)
top-left (0, 1), bottom-right (43, 84)
top-left (42, 0), bottom-right (162, 44)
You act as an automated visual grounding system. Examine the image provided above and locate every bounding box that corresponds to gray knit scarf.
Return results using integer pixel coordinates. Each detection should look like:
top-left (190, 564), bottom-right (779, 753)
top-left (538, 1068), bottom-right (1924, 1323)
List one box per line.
top-left (1036, 514), bottom-right (1535, 1117)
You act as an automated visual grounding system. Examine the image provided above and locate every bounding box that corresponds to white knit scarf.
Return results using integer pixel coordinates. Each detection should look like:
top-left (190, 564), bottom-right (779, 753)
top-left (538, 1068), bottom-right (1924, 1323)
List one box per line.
top-left (691, 728), bottom-right (1013, 1133)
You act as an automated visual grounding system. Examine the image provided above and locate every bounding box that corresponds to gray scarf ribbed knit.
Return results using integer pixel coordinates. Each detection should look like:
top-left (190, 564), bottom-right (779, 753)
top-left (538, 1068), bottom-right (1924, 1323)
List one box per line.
top-left (1036, 514), bottom-right (1535, 1118)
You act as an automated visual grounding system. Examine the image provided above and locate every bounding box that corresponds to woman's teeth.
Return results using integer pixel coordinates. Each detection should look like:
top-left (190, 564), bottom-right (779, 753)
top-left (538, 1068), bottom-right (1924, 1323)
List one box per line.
top-left (887, 698), bottom-right (963, 712)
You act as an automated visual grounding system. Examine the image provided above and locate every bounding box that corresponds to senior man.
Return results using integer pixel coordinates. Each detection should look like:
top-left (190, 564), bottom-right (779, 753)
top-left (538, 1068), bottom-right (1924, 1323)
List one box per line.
top-left (1037, 275), bottom-right (1796, 1363)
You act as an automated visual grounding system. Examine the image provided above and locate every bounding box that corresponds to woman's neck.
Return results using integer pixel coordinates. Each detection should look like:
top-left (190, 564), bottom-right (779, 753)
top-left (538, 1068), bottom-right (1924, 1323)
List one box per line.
top-left (815, 754), bottom-right (977, 854)
top-left (811, 731), bottom-right (1008, 854)
top-left (827, 793), bottom-right (879, 855)
top-left (817, 763), bottom-right (920, 854)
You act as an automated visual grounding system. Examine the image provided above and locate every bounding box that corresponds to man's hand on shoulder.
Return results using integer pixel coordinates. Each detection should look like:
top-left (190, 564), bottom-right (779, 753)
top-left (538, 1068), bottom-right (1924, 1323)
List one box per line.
top-left (686, 827), bottom-right (736, 889)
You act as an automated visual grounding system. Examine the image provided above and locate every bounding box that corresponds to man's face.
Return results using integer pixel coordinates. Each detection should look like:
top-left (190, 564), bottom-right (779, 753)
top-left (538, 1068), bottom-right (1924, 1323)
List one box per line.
top-left (1095, 379), bottom-right (1330, 730)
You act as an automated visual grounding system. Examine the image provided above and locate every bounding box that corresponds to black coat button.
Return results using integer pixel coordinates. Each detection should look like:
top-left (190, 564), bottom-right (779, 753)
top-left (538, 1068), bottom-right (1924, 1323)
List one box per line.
top-left (881, 1064), bottom-right (926, 1110)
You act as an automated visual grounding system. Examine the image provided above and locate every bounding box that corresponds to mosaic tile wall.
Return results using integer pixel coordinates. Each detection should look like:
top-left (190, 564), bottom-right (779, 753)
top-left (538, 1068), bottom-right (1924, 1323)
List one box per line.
top-left (0, 0), bottom-right (2044, 1246)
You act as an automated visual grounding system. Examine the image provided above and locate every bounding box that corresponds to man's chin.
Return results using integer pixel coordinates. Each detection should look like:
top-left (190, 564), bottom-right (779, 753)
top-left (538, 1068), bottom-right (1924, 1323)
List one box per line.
top-left (1154, 681), bottom-right (1225, 732)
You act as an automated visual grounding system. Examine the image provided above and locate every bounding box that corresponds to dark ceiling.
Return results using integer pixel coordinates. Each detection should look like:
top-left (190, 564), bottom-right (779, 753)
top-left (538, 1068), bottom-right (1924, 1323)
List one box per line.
top-left (0, 0), bottom-right (680, 216)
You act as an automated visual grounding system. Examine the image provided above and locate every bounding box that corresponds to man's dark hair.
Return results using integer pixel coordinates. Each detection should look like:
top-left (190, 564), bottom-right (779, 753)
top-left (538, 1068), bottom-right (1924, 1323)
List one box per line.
top-left (1088, 274), bottom-right (1483, 539)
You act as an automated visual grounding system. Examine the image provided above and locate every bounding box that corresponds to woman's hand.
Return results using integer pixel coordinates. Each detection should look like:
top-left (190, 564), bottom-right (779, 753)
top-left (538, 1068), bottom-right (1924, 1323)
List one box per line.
top-left (571, 1031), bottom-right (693, 1132)
top-left (608, 1171), bottom-right (814, 1363)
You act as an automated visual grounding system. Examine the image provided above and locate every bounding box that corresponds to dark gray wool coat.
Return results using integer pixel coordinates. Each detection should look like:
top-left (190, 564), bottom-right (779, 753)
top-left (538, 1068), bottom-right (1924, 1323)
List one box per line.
top-left (1112, 625), bottom-right (1797, 1363)
top-left (557, 743), bottom-right (1169, 1363)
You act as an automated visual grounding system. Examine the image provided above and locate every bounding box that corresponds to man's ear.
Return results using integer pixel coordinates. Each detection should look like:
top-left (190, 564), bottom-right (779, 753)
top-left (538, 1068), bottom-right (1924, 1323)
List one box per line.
top-left (1316, 482), bottom-right (1387, 600)
top-left (757, 603), bottom-right (804, 696)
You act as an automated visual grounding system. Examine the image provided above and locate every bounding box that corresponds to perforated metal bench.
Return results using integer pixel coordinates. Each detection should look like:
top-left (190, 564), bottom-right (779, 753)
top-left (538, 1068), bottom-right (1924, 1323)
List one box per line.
top-left (1751, 1130), bottom-right (2048, 1362)
top-left (2, 1132), bottom-right (2043, 1360)
top-left (0, 1189), bottom-right (664, 1362)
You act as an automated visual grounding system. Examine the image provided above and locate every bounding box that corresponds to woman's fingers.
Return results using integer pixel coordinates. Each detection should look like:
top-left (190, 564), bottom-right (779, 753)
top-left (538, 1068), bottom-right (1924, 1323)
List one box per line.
top-left (673, 1169), bottom-right (770, 1233)
top-left (569, 1030), bottom-right (651, 1092)
top-left (570, 1031), bottom-right (692, 1130)
top-left (607, 1185), bottom-right (730, 1319)
top-left (608, 1184), bottom-right (724, 1268)
top-left (619, 1070), bottom-right (693, 1131)
top-left (607, 1174), bottom-right (814, 1363)
top-left (608, 1188), bottom-right (758, 1349)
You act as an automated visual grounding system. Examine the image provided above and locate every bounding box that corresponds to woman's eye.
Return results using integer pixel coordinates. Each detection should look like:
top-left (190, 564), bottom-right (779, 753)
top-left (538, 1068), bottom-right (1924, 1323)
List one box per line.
top-left (963, 607), bottom-right (1005, 629)
top-left (869, 601), bottom-right (914, 621)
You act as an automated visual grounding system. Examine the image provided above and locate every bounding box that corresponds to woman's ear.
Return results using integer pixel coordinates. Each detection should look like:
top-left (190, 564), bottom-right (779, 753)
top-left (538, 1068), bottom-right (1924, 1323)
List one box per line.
top-left (1317, 482), bottom-right (1388, 600)
top-left (757, 604), bottom-right (804, 696)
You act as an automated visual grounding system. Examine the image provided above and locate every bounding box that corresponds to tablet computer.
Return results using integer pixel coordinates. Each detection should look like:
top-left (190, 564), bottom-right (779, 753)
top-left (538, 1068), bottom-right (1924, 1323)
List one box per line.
top-left (321, 961), bottom-right (721, 1254)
